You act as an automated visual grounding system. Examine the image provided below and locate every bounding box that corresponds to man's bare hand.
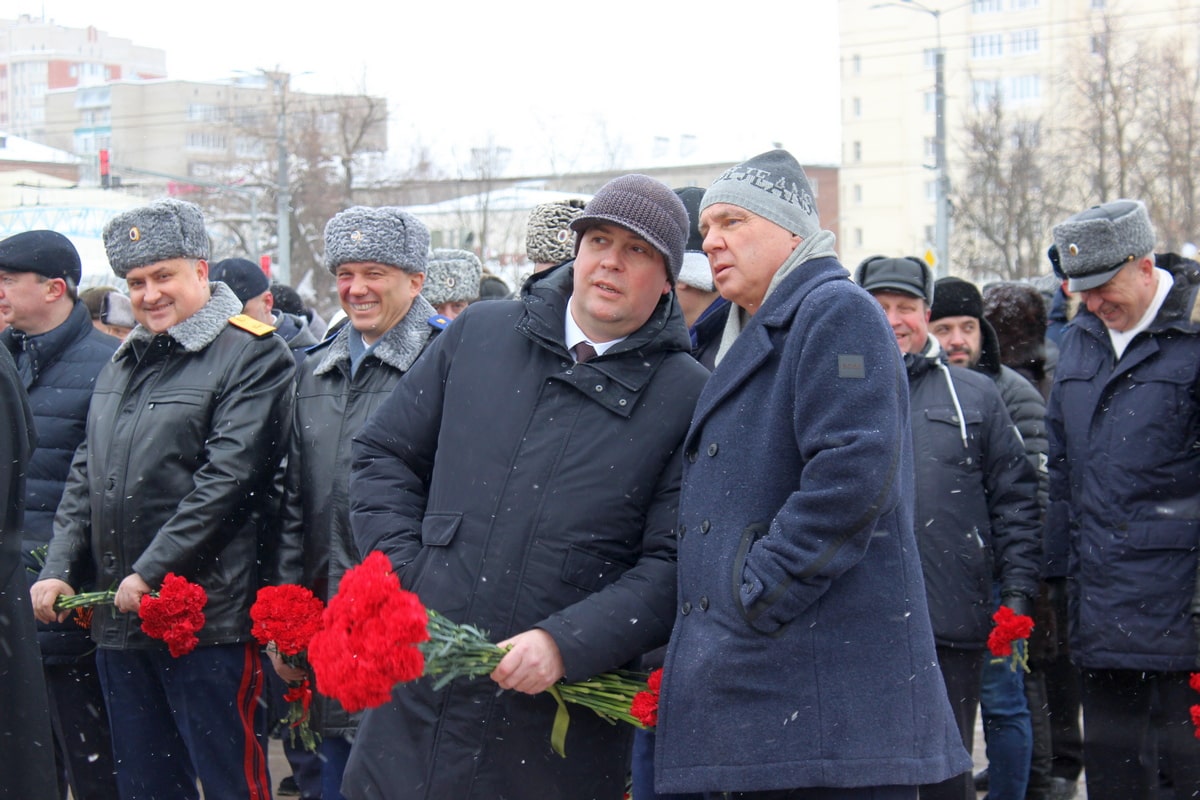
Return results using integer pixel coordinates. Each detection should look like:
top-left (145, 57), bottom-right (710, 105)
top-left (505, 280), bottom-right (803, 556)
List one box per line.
top-left (30, 578), bottom-right (74, 624)
top-left (115, 573), bottom-right (153, 614)
top-left (491, 629), bottom-right (565, 695)
top-left (266, 646), bottom-right (308, 683)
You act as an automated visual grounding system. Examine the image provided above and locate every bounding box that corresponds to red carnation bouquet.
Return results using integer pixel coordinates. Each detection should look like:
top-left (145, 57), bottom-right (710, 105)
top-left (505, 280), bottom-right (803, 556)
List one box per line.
top-left (1188, 673), bottom-right (1200, 740)
top-left (987, 605), bottom-right (1035, 673)
top-left (53, 572), bottom-right (207, 657)
top-left (307, 551), bottom-right (649, 756)
top-left (250, 584), bottom-right (326, 751)
top-left (630, 668), bottom-right (663, 727)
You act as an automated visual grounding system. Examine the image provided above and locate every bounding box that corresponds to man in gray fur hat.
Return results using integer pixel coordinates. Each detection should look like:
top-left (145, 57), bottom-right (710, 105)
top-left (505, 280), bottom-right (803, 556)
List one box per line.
top-left (1045, 199), bottom-right (1200, 800)
top-left (422, 247), bottom-right (482, 322)
top-left (343, 175), bottom-right (709, 799)
top-left (32, 197), bottom-right (295, 800)
top-left (269, 206), bottom-right (442, 798)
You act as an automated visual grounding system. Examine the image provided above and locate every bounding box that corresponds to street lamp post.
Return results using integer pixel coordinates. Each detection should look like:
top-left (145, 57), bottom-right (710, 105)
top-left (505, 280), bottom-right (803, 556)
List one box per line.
top-left (871, 0), bottom-right (952, 277)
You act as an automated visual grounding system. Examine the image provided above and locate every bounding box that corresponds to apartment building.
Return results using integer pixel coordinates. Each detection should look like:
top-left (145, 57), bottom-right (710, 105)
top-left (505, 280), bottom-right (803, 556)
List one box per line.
top-left (42, 75), bottom-right (388, 187)
top-left (0, 15), bottom-right (165, 141)
top-left (839, 0), bottom-right (1198, 276)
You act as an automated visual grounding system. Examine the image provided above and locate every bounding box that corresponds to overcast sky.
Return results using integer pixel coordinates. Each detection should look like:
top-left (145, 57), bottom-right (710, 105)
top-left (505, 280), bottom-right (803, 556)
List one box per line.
top-left (6, 1), bottom-right (843, 177)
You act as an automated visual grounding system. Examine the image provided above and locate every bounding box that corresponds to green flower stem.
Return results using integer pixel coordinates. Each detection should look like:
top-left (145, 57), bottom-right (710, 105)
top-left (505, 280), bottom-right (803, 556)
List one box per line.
top-left (53, 590), bottom-right (116, 611)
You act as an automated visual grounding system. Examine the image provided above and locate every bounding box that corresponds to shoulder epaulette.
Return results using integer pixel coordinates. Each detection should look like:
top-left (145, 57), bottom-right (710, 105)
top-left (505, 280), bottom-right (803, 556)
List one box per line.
top-left (228, 314), bottom-right (277, 337)
top-left (428, 314), bottom-right (450, 331)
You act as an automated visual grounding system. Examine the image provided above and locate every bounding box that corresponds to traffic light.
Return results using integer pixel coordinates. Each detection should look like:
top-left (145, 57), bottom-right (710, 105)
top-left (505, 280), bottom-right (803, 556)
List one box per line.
top-left (99, 149), bottom-right (110, 189)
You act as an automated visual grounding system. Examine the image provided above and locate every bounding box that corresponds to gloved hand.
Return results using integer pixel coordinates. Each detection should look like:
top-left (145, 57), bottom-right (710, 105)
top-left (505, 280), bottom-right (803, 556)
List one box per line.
top-left (1000, 591), bottom-right (1033, 620)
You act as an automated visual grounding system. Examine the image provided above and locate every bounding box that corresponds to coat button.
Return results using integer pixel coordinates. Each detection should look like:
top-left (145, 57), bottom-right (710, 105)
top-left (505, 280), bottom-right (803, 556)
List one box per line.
top-left (699, 596), bottom-right (709, 611)
top-left (102, 552), bottom-right (115, 568)
top-left (594, 384), bottom-right (604, 392)
top-left (707, 442), bottom-right (719, 457)
top-left (681, 601), bottom-right (692, 615)
top-left (106, 477), bottom-right (116, 491)
top-left (678, 524), bottom-right (687, 538)
top-left (686, 449), bottom-right (697, 463)
top-left (700, 520), bottom-right (711, 534)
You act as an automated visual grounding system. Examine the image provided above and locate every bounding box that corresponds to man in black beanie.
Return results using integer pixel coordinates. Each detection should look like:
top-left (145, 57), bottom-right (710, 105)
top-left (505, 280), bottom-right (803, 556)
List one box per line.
top-left (343, 175), bottom-right (709, 800)
top-left (930, 275), bottom-right (1049, 800)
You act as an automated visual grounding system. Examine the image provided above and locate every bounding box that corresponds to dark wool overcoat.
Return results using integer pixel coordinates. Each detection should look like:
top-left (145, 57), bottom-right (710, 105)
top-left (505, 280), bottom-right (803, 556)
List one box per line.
top-left (343, 264), bottom-right (709, 800)
top-left (0, 345), bottom-right (57, 800)
top-left (655, 257), bottom-right (972, 793)
top-left (1046, 253), bottom-right (1200, 671)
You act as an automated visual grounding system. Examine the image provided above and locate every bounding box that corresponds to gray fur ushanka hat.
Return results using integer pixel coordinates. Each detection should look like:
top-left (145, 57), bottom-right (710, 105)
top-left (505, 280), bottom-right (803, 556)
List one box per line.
top-left (422, 248), bottom-right (483, 306)
top-left (324, 206), bottom-right (430, 275)
top-left (103, 198), bottom-right (210, 278)
top-left (1051, 199), bottom-right (1156, 292)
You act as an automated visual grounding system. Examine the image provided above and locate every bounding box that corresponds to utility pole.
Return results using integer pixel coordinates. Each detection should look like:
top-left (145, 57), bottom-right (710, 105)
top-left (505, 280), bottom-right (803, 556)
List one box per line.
top-left (273, 71), bottom-right (292, 286)
top-left (934, 46), bottom-right (949, 278)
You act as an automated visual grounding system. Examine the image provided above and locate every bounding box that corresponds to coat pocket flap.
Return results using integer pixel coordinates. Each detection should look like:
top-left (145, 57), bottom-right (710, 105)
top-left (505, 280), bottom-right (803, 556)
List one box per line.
top-left (560, 544), bottom-right (633, 593)
top-left (923, 405), bottom-right (983, 426)
top-left (420, 512), bottom-right (463, 547)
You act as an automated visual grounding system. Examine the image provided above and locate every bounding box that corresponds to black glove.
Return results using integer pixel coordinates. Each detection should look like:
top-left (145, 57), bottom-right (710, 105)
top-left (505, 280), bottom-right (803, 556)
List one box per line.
top-left (1000, 591), bottom-right (1033, 619)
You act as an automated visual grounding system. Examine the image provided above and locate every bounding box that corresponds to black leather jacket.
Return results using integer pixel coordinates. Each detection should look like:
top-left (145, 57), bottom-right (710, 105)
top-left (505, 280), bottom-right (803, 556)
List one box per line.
top-left (41, 283), bottom-right (295, 650)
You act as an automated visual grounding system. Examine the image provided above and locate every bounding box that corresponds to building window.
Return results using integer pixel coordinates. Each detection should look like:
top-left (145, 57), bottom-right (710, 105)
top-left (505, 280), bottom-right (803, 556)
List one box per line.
top-left (1091, 0), bottom-right (1105, 7)
top-left (923, 48), bottom-right (939, 70)
top-left (926, 181), bottom-right (937, 202)
top-left (972, 79), bottom-right (1002, 109)
top-left (1007, 74), bottom-right (1041, 104)
top-left (1010, 0), bottom-right (1039, 7)
top-left (925, 91), bottom-right (937, 113)
top-left (852, 54), bottom-right (862, 75)
top-left (853, 141), bottom-right (862, 162)
top-left (971, 34), bottom-right (1004, 59)
top-left (1009, 29), bottom-right (1040, 55)
top-left (854, 228), bottom-right (864, 247)
top-left (972, 0), bottom-right (1002, 12)
top-left (853, 184), bottom-right (863, 204)
top-left (853, 97), bottom-right (862, 118)
top-left (925, 225), bottom-right (935, 244)
top-left (925, 137), bottom-right (937, 161)
top-left (185, 132), bottom-right (227, 151)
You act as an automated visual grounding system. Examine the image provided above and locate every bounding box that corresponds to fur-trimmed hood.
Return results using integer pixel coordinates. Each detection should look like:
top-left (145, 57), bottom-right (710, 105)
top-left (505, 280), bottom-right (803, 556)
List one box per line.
top-left (114, 281), bottom-right (243, 361)
top-left (313, 293), bottom-right (437, 376)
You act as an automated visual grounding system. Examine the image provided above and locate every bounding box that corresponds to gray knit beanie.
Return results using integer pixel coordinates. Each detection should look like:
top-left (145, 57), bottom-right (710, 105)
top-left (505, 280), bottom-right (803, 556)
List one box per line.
top-left (1051, 199), bottom-right (1156, 292)
top-left (324, 206), bottom-right (429, 275)
top-left (526, 199), bottom-right (586, 266)
top-left (422, 248), bottom-right (483, 306)
top-left (701, 149), bottom-right (820, 239)
top-left (103, 198), bottom-right (210, 278)
top-left (569, 174), bottom-right (688, 282)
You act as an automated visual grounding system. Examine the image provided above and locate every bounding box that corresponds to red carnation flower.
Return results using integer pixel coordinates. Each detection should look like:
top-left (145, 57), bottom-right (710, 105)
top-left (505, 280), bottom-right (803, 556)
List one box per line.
top-left (630, 668), bottom-right (663, 727)
top-left (987, 605), bottom-right (1034, 672)
top-left (307, 552), bottom-right (429, 713)
top-left (251, 585), bottom-right (325, 656)
top-left (139, 573), bottom-right (207, 657)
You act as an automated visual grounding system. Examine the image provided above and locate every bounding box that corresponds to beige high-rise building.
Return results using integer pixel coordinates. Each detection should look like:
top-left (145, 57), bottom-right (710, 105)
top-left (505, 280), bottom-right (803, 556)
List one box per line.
top-left (43, 76), bottom-right (388, 188)
top-left (0, 15), bottom-right (165, 141)
top-left (839, 0), bottom-right (1199, 277)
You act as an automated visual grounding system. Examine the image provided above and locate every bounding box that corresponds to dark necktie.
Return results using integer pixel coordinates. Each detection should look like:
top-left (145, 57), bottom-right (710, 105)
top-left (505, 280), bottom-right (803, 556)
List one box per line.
top-left (574, 342), bottom-right (598, 364)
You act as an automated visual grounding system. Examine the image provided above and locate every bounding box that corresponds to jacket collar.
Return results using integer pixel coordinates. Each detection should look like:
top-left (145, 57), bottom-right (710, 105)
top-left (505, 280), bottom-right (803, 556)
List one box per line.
top-left (114, 281), bottom-right (243, 361)
top-left (313, 293), bottom-right (437, 376)
top-left (1, 300), bottom-right (95, 383)
top-left (516, 261), bottom-right (693, 388)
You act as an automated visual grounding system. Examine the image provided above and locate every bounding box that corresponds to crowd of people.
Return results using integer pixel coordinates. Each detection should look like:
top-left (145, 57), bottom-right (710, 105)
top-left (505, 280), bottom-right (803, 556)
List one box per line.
top-left (1, 150), bottom-right (1198, 800)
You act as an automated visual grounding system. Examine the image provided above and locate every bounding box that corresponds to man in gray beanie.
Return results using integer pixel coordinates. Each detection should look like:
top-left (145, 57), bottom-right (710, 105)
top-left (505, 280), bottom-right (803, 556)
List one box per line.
top-left (268, 205), bottom-right (442, 797)
top-left (1044, 199), bottom-right (1200, 800)
top-left (654, 151), bottom-right (972, 799)
top-left (422, 247), bottom-right (482, 322)
top-left (32, 197), bottom-right (295, 800)
top-left (342, 175), bottom-right (708, 799)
